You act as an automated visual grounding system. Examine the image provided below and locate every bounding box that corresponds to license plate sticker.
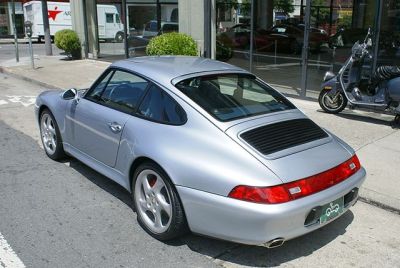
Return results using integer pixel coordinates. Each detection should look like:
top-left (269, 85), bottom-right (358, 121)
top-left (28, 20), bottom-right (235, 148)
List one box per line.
top-left (320, 197), bottom-right (344, 224)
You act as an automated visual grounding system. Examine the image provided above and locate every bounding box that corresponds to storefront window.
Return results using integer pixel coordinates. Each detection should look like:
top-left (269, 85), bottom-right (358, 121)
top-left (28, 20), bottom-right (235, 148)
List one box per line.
top-left (215, 0), bottom-right (381, 98)
top-left (0, 4), bottom-right (9, 36)
top-left (97, 1), bottom-right (125, 57)
top-left (215, 0), bottom-right (250, 70)
top-left (126, 0), bottom-right (178, 57)
top-left (377, 0), bottom-right (400, 66)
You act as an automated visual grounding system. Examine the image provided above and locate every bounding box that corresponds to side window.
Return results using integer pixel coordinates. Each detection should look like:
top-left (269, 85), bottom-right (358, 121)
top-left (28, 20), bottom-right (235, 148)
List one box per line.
top-left (115, 14), bottom-right (120, 23)
top-left (106, 13), bottom-right (114, 23)
top-left (100, 70), bottom-right (149, 113)
top-left (85, 70), bottom-right (114, 102)
top-left (138, 85), bottom-right (186, 125)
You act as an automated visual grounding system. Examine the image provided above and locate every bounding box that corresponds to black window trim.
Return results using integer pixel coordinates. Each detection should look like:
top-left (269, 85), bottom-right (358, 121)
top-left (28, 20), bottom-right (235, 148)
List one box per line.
top-left (84, 68), bottom-right (115, 102)
top-left (83, 67), bottom-right (187, 126)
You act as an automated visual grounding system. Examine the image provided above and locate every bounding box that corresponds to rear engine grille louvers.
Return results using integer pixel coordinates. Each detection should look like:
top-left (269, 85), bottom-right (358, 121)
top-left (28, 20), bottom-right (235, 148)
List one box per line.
top-left (240, 119), bottom-right (328, 155)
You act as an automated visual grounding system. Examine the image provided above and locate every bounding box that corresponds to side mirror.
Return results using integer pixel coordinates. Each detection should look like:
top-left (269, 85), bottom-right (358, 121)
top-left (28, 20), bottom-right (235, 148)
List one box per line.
top-left (62, 88), bottom-right (78, 100)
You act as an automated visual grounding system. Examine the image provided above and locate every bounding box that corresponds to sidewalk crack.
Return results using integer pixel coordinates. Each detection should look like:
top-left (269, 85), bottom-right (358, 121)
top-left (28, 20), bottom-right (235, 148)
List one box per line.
top-left (355, 130), bottom-right (399, 152)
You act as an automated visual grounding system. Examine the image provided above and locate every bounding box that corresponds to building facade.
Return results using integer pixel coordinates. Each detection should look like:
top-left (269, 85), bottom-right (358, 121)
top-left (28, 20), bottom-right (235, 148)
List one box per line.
top-left (69, 0), bottom-right (400, 96)
top-left (3, 0), bottom-right (400, 96)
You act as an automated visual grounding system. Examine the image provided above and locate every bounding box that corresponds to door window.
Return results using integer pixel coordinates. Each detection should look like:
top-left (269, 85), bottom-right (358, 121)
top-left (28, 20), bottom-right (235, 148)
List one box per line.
top-left (138, 85), bottom-right (186, 125)
top-left (86, 70), bottom-right (114, 102)
top-left (106, 13), bottom-right (114, 23)
top-left (99, 70), bottom-right (149, 114)
top-left (115, 13), bottom-right (120, 23)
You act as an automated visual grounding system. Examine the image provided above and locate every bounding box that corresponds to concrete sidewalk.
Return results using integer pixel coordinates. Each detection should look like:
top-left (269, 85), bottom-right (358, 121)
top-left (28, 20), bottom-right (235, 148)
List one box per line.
top-left (0, 38), bottom-right (30, 44)
top-left (0, 56), bottom-right (110, 89)
top-left (1, 55), bottom-right (399, 212)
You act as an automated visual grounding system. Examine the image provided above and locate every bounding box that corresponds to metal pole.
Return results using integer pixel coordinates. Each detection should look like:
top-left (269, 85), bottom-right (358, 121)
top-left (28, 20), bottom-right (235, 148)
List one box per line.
top-left (122, 0), bottom-right (129, 58)
top-left (204, 0), bottom-right (212, 58)
top-left (28, 36), bottom-right (34, 69)
top-left (156, 0), bottom-right (161, 32)
top-left (41, 0), bottom-right (52, 55)
top-left (329, 0), bottom-right (333, 35)
top-left (372, 0), bottom-right (383, 72)
top-left (300, 0), bottom-right (304, 21)
top-left (82, 0), bottom-right (89, 59)
top-left (300, 0), bottom-right (311, 98)
top-left (249, 0), bottom-right (254, 72)
top-left (11, 0), bottom-right (19, 62)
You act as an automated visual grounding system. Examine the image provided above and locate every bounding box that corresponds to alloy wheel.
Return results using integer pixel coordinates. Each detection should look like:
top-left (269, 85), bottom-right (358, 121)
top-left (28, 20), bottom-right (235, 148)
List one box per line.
top-left (134, 169), bottom-right (173, 234)
top-left (40, 113), bottom-right (57, 155)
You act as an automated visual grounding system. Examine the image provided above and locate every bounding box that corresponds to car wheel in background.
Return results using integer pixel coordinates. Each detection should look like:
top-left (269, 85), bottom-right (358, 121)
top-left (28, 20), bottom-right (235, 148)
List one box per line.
top-left (132, 162), bottom-right (188, 241)
top-left (39, 109), bottom-right (66, 160)
top-left (115, 32), bottom-right (124, 43)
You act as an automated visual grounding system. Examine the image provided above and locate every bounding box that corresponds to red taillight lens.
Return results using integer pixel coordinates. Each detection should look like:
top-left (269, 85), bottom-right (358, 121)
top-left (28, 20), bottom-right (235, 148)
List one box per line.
top-left (228, 155), bottom-right (361, 204)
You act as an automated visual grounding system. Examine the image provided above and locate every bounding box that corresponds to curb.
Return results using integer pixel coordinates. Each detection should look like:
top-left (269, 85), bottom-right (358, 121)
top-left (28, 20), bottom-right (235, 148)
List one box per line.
top-left (359, 197), bottom-right (400, 215)
top-left (0, 66), bottom-right (62, 89)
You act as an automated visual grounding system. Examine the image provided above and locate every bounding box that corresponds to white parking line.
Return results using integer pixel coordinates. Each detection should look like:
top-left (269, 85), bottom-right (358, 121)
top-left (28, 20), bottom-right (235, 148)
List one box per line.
top-left (0, 96), bottom-right (36, 107)
top-left (0, 232), bottom-right (25, 268)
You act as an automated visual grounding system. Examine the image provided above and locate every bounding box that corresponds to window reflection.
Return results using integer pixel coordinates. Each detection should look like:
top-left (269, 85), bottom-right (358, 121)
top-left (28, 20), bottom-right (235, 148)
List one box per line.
top-left (126, 1), bottom-right (178, 57)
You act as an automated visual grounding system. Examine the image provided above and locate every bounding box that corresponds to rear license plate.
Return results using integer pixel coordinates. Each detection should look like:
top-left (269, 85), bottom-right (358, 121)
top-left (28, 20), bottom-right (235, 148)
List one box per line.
top-left (320, 197), bottom-right (344, 224)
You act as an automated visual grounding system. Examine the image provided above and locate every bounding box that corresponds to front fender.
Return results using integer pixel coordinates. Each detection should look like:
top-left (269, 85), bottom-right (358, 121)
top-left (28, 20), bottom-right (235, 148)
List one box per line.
top-left (35, 90), bottom-right (68, 138)
top-left (321, 77), bottom-right (340, 96)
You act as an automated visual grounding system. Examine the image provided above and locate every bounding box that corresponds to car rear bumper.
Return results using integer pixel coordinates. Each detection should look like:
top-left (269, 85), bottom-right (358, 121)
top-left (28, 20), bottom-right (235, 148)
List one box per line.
top-left (176, 167), bottom-right (366, 246)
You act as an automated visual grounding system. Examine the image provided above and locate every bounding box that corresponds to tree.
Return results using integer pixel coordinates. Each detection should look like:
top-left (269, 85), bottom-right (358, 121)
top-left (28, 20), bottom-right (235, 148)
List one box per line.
top-left (274, 0), bottom-right (295, 14)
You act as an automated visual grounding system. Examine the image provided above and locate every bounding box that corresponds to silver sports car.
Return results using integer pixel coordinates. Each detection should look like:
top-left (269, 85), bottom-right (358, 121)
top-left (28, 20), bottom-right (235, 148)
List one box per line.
top-left (35, 56), bottom-right (366, 247)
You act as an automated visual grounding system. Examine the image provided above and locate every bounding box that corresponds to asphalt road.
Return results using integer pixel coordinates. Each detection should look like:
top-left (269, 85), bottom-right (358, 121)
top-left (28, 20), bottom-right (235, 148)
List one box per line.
top-left (0, 73), bottom-right (399, 267)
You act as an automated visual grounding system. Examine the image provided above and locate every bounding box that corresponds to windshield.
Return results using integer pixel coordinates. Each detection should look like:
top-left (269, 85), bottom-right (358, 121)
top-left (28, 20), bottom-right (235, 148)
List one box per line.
top-left (175, 74), bottom-right (295, 121)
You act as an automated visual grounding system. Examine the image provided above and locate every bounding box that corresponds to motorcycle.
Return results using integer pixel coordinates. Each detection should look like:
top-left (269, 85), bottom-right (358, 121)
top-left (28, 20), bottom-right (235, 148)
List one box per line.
top-left (319, 28), bottom-right (400, 126)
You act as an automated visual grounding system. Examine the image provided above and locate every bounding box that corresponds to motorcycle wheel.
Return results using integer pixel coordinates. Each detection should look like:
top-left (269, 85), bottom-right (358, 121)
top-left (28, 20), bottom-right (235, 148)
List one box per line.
top-left (318, 88), bottom-right (348, 114)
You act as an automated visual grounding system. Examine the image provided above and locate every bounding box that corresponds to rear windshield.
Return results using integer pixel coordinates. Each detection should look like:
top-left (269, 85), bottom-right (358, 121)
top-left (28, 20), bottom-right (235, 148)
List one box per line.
top-left (175, 74), bottom-right (295, 121)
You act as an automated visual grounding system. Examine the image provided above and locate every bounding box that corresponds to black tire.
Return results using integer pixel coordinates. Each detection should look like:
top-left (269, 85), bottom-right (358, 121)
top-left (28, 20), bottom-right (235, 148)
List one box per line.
top-left (115, 32), bottom-right (124, 43)
top-left (132, 162), bottom-right (188, 241)
top-left (318, 88), bottom-right (348, 114)
top-left (39, 109), bottom-right (66, 160)
top-left (37, 36), bottom-right (43, 43)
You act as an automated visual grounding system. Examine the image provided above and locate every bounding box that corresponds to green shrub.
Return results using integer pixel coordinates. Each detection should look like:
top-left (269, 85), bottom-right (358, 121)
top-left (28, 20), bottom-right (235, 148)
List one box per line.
top-left (146, 32), bottom-right (198, 56)
top-left (55, 29), bottom-right (81, 59)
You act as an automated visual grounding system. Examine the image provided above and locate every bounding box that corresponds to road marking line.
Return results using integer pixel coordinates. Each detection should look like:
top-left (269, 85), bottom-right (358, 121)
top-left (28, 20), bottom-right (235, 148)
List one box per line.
top-left (0, 100), bottom-right (8, 105)
top-left (0, 232), bottom-right (25, 268)
top-left (4, 96), bottom-right (36, 107)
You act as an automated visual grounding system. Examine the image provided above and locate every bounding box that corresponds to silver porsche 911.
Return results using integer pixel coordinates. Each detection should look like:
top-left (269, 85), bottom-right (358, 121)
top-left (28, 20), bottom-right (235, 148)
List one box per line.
top-left (35, 56), bottom-right (366, 247)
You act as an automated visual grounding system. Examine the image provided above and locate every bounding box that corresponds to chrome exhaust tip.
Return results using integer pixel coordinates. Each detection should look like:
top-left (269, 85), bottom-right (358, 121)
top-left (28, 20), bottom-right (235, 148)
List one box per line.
top-left (263, 238), bottom-right (285, 248)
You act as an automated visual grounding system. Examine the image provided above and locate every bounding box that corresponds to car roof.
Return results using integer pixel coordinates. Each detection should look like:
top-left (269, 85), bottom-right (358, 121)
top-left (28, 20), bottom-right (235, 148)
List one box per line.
top-left (111, 56), bottom-right (247, 83)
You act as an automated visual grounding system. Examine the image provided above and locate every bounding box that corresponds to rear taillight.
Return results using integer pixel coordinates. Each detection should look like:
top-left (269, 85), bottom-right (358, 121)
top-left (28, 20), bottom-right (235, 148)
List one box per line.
top-left (228, 155), bottom-right (361, 204)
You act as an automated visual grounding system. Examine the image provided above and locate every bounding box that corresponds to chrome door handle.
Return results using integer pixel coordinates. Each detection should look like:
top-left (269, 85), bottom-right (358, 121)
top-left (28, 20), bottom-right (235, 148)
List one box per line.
top-left (107, 122), bottom-right (122, 133)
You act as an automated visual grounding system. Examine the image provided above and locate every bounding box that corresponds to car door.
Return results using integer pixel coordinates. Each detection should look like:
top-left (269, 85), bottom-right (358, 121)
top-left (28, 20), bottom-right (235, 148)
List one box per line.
top-left (66, 69), bottom-right (149, 167)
